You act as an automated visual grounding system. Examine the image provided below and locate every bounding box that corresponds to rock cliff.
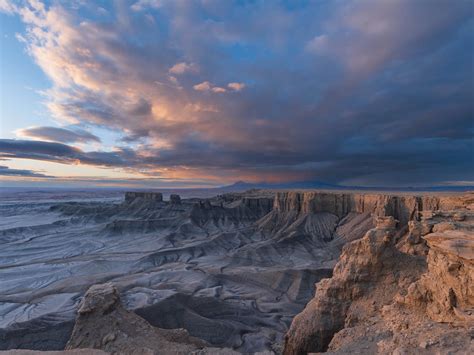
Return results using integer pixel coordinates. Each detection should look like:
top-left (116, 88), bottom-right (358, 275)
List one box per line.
top-left (283, 216), bottom-right (422, 354)
top-left (284, 193), bottom-right (473, 355)
top-left (273, 191), bottom-right (465, 226)
top-left (404, 229), bottom-right (473, 324)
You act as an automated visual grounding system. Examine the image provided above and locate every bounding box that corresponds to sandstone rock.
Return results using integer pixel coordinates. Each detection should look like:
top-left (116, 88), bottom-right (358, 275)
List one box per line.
top-left (283, 216), bottom-right (420, 354)
top-left (272, 192), bottom-right (472, 228)
top-left (432, 222), bottom-right (456, 233)
top-left (375, 216), bottom-right (398, 229)
top-left (405, 230), bottom-right (474, 324)
top-left (66, 283), bottom-right (237, 355)
top-left (282, 195), bottom-right (474, 355)
top-left (407, 220), bottom-right (433, 244)
top-left (453, 212), bottom-right (466, 221)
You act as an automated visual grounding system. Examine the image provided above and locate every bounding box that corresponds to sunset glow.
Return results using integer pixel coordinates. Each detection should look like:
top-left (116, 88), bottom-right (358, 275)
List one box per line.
top-left (1, 0), bottom-right (473, 188)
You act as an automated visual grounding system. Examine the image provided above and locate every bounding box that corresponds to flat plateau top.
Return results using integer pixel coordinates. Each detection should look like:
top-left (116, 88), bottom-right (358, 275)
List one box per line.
top-left (265, 189), bottom-right (473, 196)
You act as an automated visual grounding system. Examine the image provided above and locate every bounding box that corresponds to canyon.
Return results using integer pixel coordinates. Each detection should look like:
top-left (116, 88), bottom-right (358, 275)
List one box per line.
top-left (0, 189), bottom-right (472, 354)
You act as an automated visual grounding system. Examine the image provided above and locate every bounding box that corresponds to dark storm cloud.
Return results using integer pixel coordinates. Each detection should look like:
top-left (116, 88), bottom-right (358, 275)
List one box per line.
top-left (0, 139), bottom-right (133, 167)
top-left (3, 0), bottom-right (474, 185)
top-left (17, 126), bottom-right (101, 144)
top-left (0, 165), bottom-right (54, 178)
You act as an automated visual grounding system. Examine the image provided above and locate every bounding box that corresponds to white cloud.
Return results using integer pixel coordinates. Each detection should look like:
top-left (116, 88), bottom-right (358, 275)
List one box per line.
top-left (0, 0), bottom-right (17, 14)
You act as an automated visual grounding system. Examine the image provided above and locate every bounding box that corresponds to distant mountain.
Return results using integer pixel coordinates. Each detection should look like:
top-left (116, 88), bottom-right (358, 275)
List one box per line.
top-left (218, 181), bottom-right (474, 192)
top-left (219, 180), bottom-right (342, 191)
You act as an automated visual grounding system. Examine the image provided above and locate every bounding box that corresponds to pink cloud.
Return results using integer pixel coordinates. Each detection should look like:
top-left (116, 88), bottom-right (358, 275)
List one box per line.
top-left (227, 82), bottom-right (246, 91)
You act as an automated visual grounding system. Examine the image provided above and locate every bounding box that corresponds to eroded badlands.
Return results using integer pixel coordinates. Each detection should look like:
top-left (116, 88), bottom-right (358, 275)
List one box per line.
top-left (0, 190), bottom-right (472, 354)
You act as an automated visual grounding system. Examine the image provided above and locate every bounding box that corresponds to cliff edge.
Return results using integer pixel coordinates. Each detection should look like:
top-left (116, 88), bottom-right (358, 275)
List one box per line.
top-left (284, 192), bottom-right (473, 354)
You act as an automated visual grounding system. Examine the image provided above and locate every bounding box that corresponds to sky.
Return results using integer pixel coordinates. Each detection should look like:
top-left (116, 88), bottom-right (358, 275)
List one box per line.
top-left (0, 0), bottom-right (473, 188)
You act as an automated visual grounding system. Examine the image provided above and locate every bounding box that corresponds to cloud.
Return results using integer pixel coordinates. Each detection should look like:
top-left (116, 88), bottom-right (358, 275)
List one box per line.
top-left (305, 35), bottom-right (328, 53)
top-left (212, 87), bottom-right (226, 93)
top-left (16, 126), bottom-right (101, 144)
top-left (2, 0), bottom-right (472, 186)
top-left (227, 82), bottom-right (246, 91)
top-left (194, 81), bottom-right (244, 93)
top-left (131, 0), bottom-right (163, 12)
top-left (0, 139), bottom-right (133, 167)
top-left (0, 0), bottom-right (17, 14)
top-left (169, 62), bottom-right (197, 75)
top-left (193, 81), bottom-right (212, 91)
top-left (308, 0), bottom-right (472, 76)
top-left (0, 165), bottom-right (54, 178)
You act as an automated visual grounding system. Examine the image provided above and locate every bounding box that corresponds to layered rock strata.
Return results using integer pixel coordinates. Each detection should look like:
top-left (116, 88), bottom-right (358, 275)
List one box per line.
top-left (284, 193), bottom-right (473, 355)
top-left (404, 230), bottom-right (474, 324)
top-left (283, 216), bottom-right (421, 354)
top-left (272, 191), bottom-right (468, 225)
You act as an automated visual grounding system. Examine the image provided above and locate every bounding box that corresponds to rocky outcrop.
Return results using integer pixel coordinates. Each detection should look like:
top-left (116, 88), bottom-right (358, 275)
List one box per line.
top-left (283, 216), bottom-right (422, 354)
top-left (66, 283), bottom-right (238, 355)
top-left (189, 197), bottom-right (273, 230)
top-left (273, 191), bottom-right (471, 226)
top-left (404, 230), bottom-right (474, 324)
top-left (125, 191), bottom-right (163, 203)
top-left (284, 193), bottom-right (474, 355)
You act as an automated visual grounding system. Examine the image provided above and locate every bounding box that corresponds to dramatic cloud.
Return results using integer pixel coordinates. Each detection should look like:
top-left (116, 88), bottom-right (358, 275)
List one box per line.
top-left (0, 139), bottom-right (133, 167)
top-left (17, 126), bottom-right (101, 144)
top-left (0, 0), bottom-right (472, 186)
top-left (0, 165), bottom-right (53, 178)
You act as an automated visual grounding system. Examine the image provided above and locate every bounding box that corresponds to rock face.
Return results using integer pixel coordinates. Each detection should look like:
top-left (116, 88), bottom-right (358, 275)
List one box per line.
top-left (125, 191), bottom-right (163, 203)
top-left (273, 191), bottom-right (468, 226)
top-left (405, 230), bottom-right (474, 324)
top-left (283, 193), bottom-right (474, 355)
top-left (283, 216), bottom-right (422, 354)
top-left (66, 283), bottom-right (237, 355)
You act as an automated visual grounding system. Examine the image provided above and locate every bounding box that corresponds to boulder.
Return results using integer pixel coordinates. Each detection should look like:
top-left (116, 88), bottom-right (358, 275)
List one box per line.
top-left (66, 283), bottom-right (237, 354)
